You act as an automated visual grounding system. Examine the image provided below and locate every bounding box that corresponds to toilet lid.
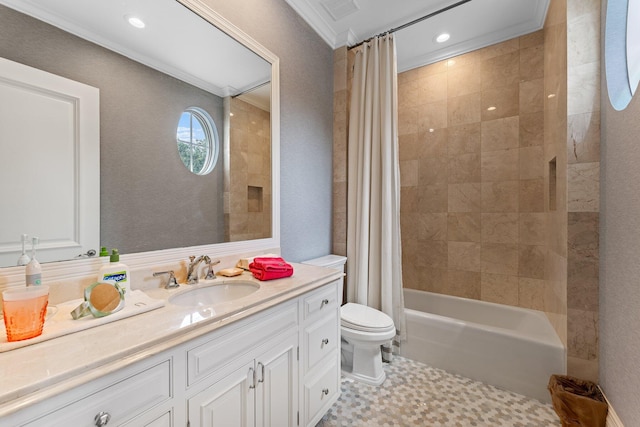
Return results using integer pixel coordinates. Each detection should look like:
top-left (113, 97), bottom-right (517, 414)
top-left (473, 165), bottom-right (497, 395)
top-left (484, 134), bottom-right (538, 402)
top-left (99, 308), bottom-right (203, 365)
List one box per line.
top-left (341, 303), bottom-right (395, 332)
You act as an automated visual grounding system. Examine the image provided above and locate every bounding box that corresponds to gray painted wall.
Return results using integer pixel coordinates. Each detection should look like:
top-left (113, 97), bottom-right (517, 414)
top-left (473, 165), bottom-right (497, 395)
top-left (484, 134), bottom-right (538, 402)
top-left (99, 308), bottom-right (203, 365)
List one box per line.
top-left (0, 5), bottom-right (226, 254)
top-left (203, 0), bottom-right (334, 262)
top-left (600, 2), bottom-right (640, 421)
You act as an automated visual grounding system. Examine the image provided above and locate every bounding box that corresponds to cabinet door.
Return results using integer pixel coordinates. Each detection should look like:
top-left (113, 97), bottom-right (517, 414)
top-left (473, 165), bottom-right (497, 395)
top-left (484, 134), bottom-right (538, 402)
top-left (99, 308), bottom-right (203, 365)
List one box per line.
top-left (255, 334), bottom-right (298, 427)
top-left (188, 361), bottom-right (255, 427)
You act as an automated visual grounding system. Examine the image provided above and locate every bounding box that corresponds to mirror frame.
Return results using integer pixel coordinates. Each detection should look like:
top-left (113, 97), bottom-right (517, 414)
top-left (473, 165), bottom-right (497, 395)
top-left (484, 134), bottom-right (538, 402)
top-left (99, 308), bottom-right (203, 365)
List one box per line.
top-left (0, 0), bottom-right (280, 286)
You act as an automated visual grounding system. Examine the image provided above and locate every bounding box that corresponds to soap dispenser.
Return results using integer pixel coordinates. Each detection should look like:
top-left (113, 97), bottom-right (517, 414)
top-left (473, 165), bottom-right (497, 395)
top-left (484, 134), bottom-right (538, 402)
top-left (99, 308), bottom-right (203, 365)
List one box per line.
top-left (97, 249), bottom-right (130, 297)
top-left (25, 237), bottom-right (42, 286)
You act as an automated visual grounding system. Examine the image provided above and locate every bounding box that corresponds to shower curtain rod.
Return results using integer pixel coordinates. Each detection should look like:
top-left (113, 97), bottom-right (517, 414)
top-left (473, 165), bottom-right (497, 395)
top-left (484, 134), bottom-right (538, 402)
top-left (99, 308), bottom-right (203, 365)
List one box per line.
top-left (231, 80), bottom-right (270, 98)
top-left (348, 0), bottom-right (474, 50)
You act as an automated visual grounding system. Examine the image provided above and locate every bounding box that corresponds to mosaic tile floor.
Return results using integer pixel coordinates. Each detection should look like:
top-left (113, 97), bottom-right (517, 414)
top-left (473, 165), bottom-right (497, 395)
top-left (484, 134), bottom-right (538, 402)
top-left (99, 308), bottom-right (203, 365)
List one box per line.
top-left (316, 357), bottom-right (560, 427)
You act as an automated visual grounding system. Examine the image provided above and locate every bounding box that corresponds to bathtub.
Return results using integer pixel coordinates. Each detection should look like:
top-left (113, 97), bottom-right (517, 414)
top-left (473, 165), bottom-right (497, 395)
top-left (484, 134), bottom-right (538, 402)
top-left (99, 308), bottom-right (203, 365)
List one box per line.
top-left (400, 289), bottom-right (566, 403)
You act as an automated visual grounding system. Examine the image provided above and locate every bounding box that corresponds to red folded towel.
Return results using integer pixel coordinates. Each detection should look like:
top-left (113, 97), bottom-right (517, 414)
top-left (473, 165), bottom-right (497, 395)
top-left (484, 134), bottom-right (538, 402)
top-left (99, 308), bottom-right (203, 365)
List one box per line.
top-left (249, 257), bottom-right (294, 281)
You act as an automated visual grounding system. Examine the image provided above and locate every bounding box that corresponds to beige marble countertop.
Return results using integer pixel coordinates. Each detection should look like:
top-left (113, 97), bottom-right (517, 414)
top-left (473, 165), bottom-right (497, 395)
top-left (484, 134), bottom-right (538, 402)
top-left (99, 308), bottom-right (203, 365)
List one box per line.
top-left (0, 262), bottom-right (342, 417)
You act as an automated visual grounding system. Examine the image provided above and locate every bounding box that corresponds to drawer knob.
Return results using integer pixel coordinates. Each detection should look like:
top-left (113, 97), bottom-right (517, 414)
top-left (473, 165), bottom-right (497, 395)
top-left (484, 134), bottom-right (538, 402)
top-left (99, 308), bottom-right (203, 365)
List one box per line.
top-left (321, 299), bottom-right (329, 306)
top-left (94, 411), bottom-right (111, 426)
top-left (322, 338), bottom-right (329, 345)
top-left (322, 388), bottom-right (329, 395)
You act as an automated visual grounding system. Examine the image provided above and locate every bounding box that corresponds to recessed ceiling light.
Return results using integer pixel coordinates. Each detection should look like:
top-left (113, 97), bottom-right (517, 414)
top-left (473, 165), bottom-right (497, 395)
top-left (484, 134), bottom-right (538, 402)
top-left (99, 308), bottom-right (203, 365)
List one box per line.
top-left (487, 106), bottom-right (497, 111)
top-left (436, 33), bottom-right (450, 43)
top-left (126, 15), bottom-right (146, 29)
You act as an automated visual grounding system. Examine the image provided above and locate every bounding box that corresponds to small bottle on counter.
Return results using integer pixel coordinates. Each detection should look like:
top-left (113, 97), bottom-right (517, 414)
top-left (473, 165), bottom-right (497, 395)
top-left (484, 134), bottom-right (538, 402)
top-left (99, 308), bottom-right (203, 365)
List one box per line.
top-left (25, 237), bottom-right (42, 286)
top-left (97, 249), bottom-right (130, 297)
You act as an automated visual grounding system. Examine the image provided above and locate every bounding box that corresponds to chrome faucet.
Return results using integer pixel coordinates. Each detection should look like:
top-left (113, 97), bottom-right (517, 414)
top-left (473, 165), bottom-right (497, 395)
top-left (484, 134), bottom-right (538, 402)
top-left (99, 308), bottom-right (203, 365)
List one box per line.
top-left (186, 255), bottom-right (211, 284)
top-left (153, 270), bottom-right (179, 289)
top-left (205, 259), bottom-right (221, 279)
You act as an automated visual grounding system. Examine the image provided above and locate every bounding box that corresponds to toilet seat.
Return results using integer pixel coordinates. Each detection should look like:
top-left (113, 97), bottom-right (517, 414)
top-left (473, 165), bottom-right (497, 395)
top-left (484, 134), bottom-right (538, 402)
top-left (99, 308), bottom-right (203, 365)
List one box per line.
top-left (341, 303), bottom-right (395, 333)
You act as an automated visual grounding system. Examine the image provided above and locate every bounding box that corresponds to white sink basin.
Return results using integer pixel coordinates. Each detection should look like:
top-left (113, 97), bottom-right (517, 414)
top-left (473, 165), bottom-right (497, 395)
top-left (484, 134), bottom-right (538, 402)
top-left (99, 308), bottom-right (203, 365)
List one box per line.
top-left (169, 281), bottom-right (260, 307)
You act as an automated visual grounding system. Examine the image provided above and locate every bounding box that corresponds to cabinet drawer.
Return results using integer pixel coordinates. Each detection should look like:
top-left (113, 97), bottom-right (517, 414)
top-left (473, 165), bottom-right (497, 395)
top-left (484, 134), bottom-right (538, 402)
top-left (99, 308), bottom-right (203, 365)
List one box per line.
top-left (25, 360), bottom-right (171, 426)
top-left (303, 283), bottom-right (338, 321)
top-left (303, 312), bottom-right (338, 374)
top-left (187, 302), bottom-right (298, 386)
top-left (304, 360), bottom-right (339, 426)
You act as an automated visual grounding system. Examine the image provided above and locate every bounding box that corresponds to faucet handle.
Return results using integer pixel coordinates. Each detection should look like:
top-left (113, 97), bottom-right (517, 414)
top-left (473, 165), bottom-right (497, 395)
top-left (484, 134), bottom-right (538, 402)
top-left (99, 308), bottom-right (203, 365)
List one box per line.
top-left (205, 259), bottom-right (221, 279)
top-left (189, 255), bottom-right (196, 263)
top-left (153, 270), bottom-right (179, 289)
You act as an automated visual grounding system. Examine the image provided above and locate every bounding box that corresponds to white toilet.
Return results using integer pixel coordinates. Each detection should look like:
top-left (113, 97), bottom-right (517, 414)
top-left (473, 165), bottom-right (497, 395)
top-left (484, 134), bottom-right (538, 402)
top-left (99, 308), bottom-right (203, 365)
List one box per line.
top-left (302, 255), bottom-right (396, 386)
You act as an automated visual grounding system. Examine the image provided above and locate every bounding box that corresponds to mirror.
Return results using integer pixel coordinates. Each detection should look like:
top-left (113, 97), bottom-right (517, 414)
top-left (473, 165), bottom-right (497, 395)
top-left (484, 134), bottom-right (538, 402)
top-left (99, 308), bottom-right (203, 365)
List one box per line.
top-left (0, 0), bottom-right (277, 268)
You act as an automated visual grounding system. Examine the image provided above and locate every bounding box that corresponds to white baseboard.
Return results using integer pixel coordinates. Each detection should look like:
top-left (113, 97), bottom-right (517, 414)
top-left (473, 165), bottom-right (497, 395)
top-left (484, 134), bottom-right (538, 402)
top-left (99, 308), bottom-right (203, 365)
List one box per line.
top-left (600, 387), bottom-right (625, 427)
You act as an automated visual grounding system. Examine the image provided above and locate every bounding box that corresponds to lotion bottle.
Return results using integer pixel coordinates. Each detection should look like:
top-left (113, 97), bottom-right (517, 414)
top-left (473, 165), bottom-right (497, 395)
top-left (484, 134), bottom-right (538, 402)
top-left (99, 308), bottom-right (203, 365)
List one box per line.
top-left (97, 249), bottom-right (130, 297)
top-left (25, 237), bottom-right (42, 286)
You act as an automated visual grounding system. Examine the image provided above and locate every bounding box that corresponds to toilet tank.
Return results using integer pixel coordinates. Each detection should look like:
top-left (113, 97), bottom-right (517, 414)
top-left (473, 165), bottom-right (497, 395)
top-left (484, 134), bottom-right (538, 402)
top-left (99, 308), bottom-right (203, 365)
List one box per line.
top-left (301, 254), bottom-right (347, 271)
top-left (301, 255), bottom-right (347, 304)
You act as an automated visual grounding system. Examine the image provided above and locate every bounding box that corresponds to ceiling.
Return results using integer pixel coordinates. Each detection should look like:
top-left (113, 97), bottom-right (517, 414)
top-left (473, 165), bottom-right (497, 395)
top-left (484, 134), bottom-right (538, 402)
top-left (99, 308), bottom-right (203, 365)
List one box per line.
top-left (284, 0), bottom-right (550, 72)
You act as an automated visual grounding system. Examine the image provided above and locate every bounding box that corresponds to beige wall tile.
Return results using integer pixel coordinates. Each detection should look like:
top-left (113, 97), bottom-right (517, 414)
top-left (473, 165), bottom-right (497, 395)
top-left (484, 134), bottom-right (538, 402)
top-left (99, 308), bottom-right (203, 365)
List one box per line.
top-left (481, 213), bottom-right (519, 243)
top-left (419, 156), bottom-right (448, 184)
top-left (567, 112), bottom-right (600, 164)
top-left (448, 153), bottom-right (481, 183)
top-left (568, 162), bottom-right (599, 212)
top-left (448, 123), bottom-right (481, 155)
top-left (481, 83), bottom-right (519, 120)
top-left (520, 111), bottom-right (544, 147)
top-left (419, 213), bottom-right (448, 241)
top-left (418, 183), bottom-right (448, 213)
top-left (419, 267), bottom-right (449, 293)
top-left (447, 270), bottom-right (482, 299)
top-left (519, 244), bottom-right (546, 279)
top-left (399, 133), bottom-right (419, 161)
top-left (481, 117), bottom-right (520, 151)
top-left (520, 44), bottom-right (544, 82)
top-left (398, 105), bottom-right (418, 135)
top-left (481, 51), bottom-right (520, 90)
top-left (398, 79), bottom-right (420, 108)
top-left (482, 149), bottom-right (519, 181)
top-left (567, 357), bottom-right (598, 384)
top-left (448, 241), bottom-right (482, 272)
top-left (400, 159), bottom-right (419, 187)
top-left (417, 129), bottom-right (448, 158)
top-left (477, 38), bottom-right (520, 61)
top-left (481, 242), bottom-right (519, 275)
top-left (417, 72), bottom-right (448, 104)
top-left (447, 63), bottom-right (481, 98)
top-left (520, 213), bottom-right (546, 245)
top-left (567, 62), bottom-right (600, 115)
top-left (568, 308), bottom-right (598, 360)
top-left (401, 187), bottom-right (418, 213)
top-left (417, 240), bottom-right (448, 269)
top-left (333, 181), bottom-right (347, 213)
top-left (418, 100), bottom-right (448, 131)
top-left (567, 212), bottom-right (599, 311)
top-left (481, 273), bottom-right (519, 305)
top-left (481, 181), bottom-right (519, 212)
top-left (448, 92), bottom-right (481, 126)
top-left (519, 146), bottom-right (545, 179)
top-left (519, 179), bottom-right (544, 212)
top-left (567, 11), bottom-right (600, 68)
top-left (520, 78), bottom-right (545, 114)
top-left (448, 212), bottom-right (481, 242)
top-left (448, 183), bottom-right (482, 212)
top-left (519, 278), bottom-right (546, 310)
top-left (520, 30), bottom-right (544, 48)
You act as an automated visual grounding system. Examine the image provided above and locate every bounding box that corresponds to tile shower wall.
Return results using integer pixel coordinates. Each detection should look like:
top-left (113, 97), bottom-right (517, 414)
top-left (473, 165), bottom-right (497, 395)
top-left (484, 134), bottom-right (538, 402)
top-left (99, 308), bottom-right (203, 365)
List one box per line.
top-left (224, 97), bottom-right (272, 242)
top-left (566, 0), bottom-right (600, 382)
top-left (396, 33), bottom-right (549, 309)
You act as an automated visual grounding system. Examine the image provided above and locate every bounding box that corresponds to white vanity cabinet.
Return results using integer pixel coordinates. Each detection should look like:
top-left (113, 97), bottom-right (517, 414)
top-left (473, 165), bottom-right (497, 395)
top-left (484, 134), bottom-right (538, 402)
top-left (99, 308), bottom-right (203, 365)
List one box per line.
top-left (300, 283), bottom-right (341, 427)
top-left (187, 333), bottom-right (298, 427)
top-left (0, 279), bottom-right (341, 427)
top-left (5, 354), bottom-right (174, 427)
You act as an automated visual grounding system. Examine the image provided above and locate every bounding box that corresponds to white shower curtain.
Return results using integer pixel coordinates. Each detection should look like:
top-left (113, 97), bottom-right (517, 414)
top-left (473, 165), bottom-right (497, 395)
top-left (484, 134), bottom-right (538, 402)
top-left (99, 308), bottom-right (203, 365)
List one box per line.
top-left (347, 34), bottom-right (406, 353)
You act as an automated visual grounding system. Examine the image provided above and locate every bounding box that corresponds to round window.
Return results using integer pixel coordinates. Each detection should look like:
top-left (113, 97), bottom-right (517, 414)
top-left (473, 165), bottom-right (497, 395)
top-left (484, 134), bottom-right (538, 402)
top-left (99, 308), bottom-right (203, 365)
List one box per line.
top-left (176, 107), bottom-right (219, 175)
